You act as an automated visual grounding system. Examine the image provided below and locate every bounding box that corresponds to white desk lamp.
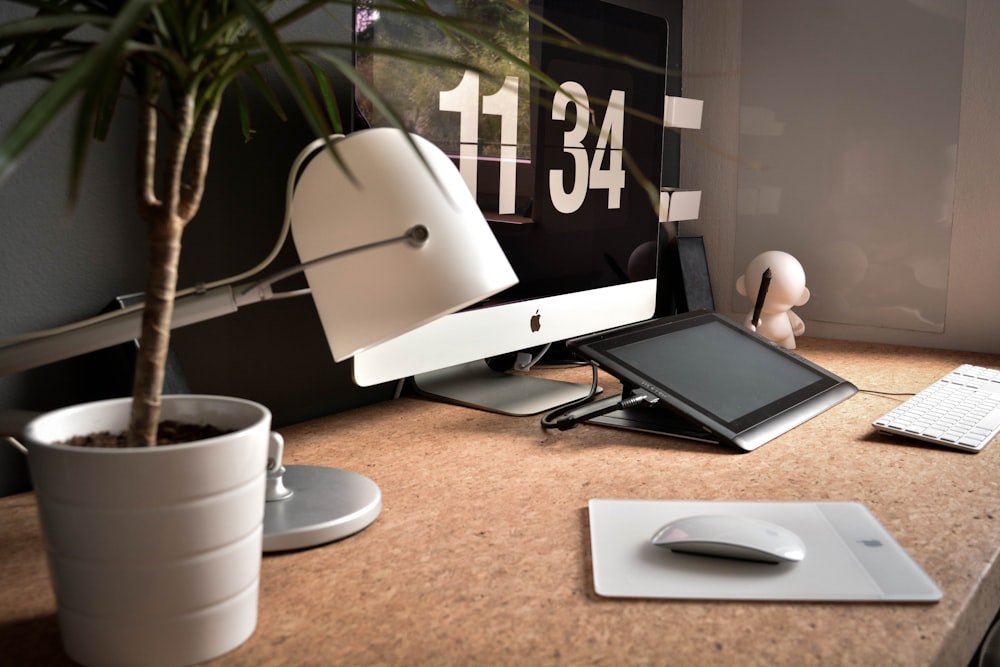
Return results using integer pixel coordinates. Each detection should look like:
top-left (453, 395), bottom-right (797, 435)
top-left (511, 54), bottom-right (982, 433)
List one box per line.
top-left (0, 127), bottom-right (519, 552)
top-left (260, 128), bottom-right (518, 551)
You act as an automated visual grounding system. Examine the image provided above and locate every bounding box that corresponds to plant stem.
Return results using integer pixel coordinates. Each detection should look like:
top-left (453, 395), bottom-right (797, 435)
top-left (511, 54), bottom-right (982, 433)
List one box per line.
top-left (128, 90), bottom-right (219, 447)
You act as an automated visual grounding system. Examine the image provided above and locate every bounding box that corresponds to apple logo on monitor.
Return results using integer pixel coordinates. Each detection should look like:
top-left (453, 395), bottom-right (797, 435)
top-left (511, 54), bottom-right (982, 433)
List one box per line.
top-left (350, 0), bottom-right (671, 418)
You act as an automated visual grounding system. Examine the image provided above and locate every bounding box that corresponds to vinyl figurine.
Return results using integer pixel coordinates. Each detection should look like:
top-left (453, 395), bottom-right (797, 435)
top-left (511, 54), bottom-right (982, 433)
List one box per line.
top-left (736, 250), bottom-right (809, 349)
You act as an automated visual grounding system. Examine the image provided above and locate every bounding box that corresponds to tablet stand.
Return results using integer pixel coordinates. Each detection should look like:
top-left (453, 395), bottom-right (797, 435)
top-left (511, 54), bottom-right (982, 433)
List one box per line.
top-left (583, 383), bottom-right (718, 444)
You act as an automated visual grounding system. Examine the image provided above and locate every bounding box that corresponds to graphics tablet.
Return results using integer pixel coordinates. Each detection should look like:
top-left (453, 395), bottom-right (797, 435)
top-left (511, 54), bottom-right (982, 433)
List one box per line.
top-left (566, 311), bottom-right (857, 451)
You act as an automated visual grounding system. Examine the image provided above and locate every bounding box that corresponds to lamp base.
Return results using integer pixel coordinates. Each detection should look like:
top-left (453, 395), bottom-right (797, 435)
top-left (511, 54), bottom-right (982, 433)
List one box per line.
top-left (262, 465), bottom-right (382, 553)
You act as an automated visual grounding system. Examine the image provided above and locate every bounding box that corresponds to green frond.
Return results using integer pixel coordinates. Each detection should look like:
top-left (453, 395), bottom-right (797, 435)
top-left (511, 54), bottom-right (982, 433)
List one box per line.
top-left (238, 64), bottom-right (288, 124)
top-left (304, 59), bottom-right (345, 136)
top-left (0, 0), bottom-right (157, 184)
top-left (232, 79), bottom-right (255, 142)
top-left (231, 0), bottom-right (333, 140)
top-left (2, 0), bottom-right (661, 192)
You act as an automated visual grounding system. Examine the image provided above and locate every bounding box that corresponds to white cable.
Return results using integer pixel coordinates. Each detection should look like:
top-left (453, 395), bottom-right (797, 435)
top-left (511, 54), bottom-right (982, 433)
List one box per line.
top-left (3, 437), bottom-right (28, 456)
top-left (266, 288), bottom-right (313, 301)
top-left (0, 134), bottom-right (336, 349)
top-left (242, 225), bottom-right (422, 295)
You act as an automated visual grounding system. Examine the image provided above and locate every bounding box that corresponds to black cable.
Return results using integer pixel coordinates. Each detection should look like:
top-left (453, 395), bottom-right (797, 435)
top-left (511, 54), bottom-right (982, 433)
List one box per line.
top-left (540, 363), bottom-right (602, 430)
top-left (859, 389), bottom-right (917, 398)
top-left (540, 369), bottom-right (660, 431)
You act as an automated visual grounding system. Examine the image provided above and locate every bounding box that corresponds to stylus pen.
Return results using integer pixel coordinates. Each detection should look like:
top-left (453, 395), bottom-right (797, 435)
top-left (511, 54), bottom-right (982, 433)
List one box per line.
top-left (751, 267), bottom-right (771, 328)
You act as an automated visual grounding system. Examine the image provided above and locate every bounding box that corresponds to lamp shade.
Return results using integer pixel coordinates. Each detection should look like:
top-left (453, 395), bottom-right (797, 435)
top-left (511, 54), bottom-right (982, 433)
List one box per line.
top-left (289, 128), bottom-right (519, 362)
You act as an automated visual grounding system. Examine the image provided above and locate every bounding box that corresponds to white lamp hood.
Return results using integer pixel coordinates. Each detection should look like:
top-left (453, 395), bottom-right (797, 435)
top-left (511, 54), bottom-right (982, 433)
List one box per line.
top-left (289, 128), bottom-right (518, 363)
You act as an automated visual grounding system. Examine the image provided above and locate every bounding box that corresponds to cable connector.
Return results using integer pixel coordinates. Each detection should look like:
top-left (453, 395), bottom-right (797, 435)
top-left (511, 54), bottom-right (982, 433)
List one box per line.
top-left (544, 388), bottom-right (659, 431)
top-left (619, 389), bottom-right (659, 410)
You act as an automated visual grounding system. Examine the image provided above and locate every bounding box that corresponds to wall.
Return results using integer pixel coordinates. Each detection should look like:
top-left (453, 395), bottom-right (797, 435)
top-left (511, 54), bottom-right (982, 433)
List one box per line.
top-left (737, 0), bottom-right (964, 335)
top-left (681, 0), bottom-right (1000, 354)
top-left (0, 1), bottom-right (682, 427)
top-left (0, 4), bottom-right (388, 494)
top-left (0, 4), bottom-right (386, 424)
top-left (4, 1), bottom-right (999, 494)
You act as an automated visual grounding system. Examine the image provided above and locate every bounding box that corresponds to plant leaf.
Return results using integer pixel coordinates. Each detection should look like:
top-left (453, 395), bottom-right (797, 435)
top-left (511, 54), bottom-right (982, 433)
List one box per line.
top-left (0, 0), bottom-right (157, 186)
top-left (303, 59), bottom-right (344, 136)
top-left (231, 0), bottom-right (332, 141)
top-left (240, 64), bottom-right (288, 123)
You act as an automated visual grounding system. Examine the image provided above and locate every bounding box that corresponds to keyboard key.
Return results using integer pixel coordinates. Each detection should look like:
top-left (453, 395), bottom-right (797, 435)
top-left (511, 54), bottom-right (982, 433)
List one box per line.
top-left (873, 364), bottom-right (1000, 453)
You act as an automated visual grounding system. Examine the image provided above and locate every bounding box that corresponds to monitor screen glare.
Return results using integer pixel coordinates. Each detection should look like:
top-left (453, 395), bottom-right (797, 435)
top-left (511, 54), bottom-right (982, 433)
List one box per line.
top-left (351, 0), bottom-right (673, 414)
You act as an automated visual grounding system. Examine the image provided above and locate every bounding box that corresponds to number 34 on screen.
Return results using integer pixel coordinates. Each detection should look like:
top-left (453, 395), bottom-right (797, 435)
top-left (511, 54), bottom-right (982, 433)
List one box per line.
top-left (439, 70), bottom-right (627, 216)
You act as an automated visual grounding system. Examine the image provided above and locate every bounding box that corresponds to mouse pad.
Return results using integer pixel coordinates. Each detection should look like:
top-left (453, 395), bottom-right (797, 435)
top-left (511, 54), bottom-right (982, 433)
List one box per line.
top-left (588, 500), bottom-right (942, 602)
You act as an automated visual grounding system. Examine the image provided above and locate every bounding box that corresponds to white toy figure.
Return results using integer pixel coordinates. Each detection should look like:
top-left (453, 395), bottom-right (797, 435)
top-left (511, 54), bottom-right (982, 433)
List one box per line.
top-left (736, 250), bottom-right (809, 349)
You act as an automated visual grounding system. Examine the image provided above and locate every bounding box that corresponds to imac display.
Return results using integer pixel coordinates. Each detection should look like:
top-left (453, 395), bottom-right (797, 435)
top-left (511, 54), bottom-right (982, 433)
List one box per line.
top-left (351, 0), bottom-right (678, 414)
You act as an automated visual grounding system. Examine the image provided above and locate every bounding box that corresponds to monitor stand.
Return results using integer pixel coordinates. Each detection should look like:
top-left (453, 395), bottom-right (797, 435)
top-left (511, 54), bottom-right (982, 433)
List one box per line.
top-left (411, 359), bottom-right (598, 416)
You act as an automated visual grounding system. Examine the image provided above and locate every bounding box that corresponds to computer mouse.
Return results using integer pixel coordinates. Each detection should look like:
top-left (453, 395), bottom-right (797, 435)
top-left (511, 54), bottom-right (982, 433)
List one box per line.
top-left (650, 514), bottom-right (806, 564)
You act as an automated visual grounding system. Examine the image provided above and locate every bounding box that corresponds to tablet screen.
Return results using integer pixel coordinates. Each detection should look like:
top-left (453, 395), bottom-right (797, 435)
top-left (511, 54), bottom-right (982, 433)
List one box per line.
top-left (611, 319), bottom-right (826, 427)
top-left (567, 311), bottom-right (857, 450)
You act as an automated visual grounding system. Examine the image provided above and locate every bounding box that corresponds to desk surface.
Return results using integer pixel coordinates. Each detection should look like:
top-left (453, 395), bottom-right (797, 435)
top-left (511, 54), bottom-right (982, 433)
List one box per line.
top-left (2, 338), bottom-right (999, 666)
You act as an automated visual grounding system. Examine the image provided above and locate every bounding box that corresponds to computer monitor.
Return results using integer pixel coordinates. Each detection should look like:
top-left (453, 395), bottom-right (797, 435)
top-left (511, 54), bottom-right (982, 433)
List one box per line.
top-left (351, 0), bottom-right (678, 415)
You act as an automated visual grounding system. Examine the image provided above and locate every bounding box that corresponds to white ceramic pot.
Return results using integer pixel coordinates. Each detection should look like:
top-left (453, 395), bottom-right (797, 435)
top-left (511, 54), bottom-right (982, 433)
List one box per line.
top-left (23, 395), bottom-right (270, 667)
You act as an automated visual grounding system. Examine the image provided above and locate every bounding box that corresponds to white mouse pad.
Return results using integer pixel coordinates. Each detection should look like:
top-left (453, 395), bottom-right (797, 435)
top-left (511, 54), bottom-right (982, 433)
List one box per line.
top-left (588, 500), bottom-right (941, 602)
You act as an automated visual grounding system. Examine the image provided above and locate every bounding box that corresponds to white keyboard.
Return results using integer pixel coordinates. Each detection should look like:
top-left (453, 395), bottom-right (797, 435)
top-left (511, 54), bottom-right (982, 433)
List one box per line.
top-left (873, 364), bottom-right (1000, 453)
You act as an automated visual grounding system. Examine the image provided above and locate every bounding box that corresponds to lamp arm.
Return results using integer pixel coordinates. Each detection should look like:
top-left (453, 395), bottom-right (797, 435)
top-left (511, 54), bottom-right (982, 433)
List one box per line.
top-left (242, 225), bottom-right (427, 296)
top-left (0, 225), bottom-right (428, 377)
top-left (0, 285), bottom-right (242, 377)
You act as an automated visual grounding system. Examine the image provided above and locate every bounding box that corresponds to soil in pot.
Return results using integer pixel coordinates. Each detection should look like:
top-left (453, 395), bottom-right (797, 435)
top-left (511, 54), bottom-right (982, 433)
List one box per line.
top-left (62, 421), bottom-right (233, 448)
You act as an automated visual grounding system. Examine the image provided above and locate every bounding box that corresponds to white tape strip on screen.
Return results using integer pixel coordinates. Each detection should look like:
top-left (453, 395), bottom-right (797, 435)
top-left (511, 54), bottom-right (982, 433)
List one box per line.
top-left (663, 95), bottom-right (703, 129)
top-left (659, 188), bottom-right (702, 223)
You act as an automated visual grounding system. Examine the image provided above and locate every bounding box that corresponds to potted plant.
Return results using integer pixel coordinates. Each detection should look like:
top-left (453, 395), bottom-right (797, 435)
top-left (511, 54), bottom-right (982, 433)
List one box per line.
top-left (0, 1), bottom-right (583, 664)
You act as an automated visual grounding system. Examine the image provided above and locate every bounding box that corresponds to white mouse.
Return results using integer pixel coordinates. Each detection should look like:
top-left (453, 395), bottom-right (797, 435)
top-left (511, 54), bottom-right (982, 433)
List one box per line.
top-left (650, 514), bottom-right (806, 564)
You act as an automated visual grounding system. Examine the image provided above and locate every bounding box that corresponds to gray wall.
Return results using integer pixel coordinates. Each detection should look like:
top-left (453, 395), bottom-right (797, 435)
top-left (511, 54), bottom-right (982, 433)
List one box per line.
top-left (1, 0), bottom-right (683, 495)
top-left (0, 4), bottom-right (392, 493)
top-left (5, 1), bottom-right (1000, 494)
top-left (682, 0), bottom-right (1000, 354)
top-left (0, 3), bottom-right (384, 420)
